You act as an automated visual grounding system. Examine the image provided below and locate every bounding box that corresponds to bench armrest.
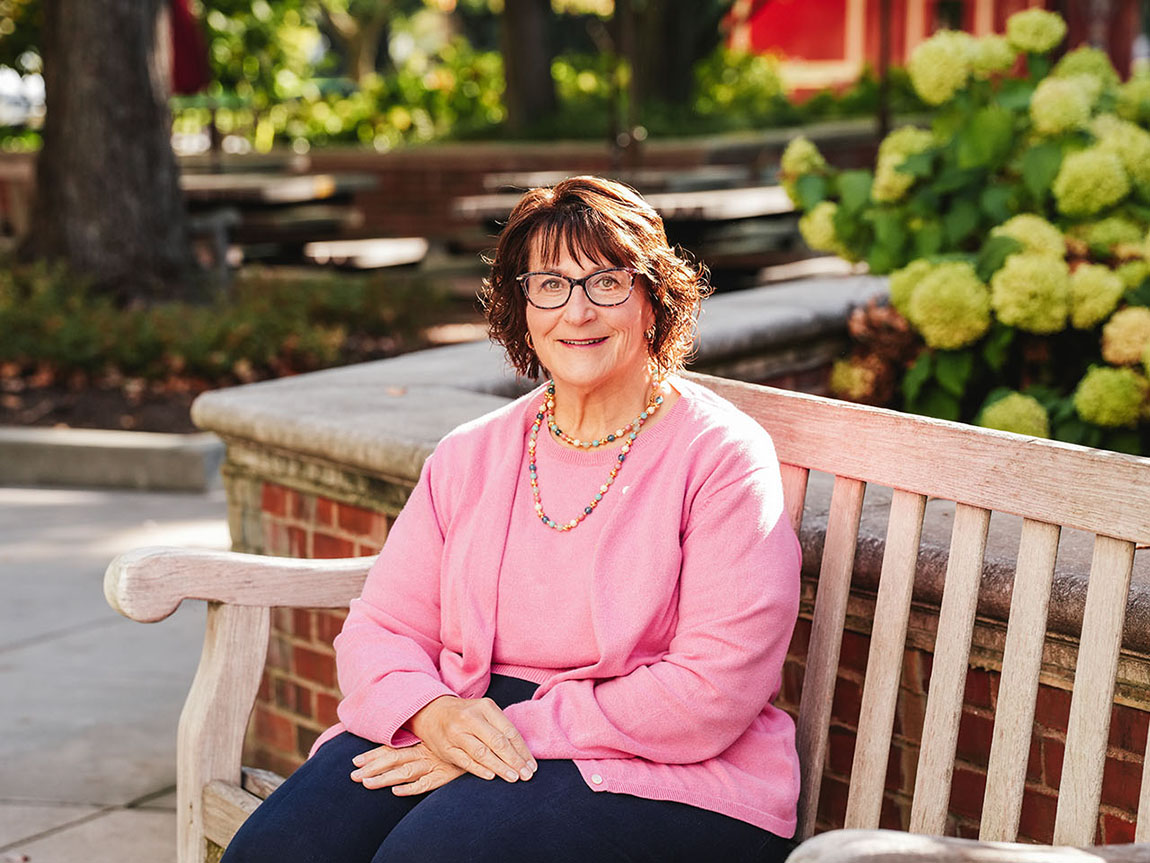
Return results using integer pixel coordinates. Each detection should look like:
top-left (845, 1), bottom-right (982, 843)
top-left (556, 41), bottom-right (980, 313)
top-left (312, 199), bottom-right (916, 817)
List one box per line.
top-left (790, 830), bottom-right (1150, 862)
top-left (104, 546), bottom-right (374, 622)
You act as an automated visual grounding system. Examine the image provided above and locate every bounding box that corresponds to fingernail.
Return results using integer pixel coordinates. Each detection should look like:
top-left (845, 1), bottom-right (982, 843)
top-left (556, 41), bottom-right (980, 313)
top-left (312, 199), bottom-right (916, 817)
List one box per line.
top-left (529, 760), bottom-right (538, 772)
top-left (483, 770), bottom-right (496, 780)
top-left (350, 770), bottom-right (362, 780)
top-left (352, 756), bottom-right (364, 766)
top-left (504, 770), bottom-right (519, 782)
top-left (519, 767), bottom-right (533, 780)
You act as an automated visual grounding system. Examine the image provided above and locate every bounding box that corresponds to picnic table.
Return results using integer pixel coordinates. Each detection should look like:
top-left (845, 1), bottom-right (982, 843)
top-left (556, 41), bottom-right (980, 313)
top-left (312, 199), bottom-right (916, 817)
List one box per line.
top-left (181, 171), bottom-right (378, 262)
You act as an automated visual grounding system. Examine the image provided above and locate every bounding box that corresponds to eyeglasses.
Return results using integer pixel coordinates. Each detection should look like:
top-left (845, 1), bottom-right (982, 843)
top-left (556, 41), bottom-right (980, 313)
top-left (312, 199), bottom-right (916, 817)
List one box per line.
top-left (517, 267), bottom-right (638, 309)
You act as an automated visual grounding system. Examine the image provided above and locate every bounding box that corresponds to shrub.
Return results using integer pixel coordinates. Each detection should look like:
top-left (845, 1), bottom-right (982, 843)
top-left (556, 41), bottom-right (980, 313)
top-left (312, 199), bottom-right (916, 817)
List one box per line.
top-left (784, 7), bottom-right (1150, 455)
top-left (0, 261), bottom-right (452, 393)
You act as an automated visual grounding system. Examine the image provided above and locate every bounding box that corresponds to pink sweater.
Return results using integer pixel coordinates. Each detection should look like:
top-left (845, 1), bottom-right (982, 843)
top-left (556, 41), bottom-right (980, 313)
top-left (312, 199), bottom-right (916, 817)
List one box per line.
top-left (312, 376), bottom-right (802, 836)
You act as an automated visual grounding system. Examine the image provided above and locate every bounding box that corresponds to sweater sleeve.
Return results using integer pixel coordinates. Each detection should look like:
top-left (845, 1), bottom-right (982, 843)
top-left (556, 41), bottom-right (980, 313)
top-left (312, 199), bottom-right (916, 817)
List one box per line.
top-left (332, 453), bottom-right (457, 747)
top-left (502, 461), bottom-right (801, 764)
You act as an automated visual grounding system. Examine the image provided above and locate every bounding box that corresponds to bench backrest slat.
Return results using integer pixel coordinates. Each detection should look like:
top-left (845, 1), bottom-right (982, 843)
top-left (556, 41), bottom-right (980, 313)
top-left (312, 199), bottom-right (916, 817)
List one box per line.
top-left (795, 475), bottom-right (866, 838)
top-left (1053, 535), bottom-right (1137, 845)
top-left (909, 503), bottom-right (991, 834)
top-left (845, 489), bottom-right (927, 828)
top-left (980, 518), bottom-right (1061, 841)
top-left (780, 463), bottom-right (810, 536)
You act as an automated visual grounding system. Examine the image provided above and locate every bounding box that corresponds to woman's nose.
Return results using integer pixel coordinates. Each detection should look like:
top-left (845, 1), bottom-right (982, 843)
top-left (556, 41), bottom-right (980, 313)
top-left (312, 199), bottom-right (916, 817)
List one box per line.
top-left (563, 283), bottom-right (597, 321)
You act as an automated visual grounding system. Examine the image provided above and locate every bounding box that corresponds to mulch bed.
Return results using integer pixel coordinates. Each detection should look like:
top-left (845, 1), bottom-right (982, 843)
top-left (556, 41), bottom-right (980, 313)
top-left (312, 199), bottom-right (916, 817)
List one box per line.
top-left (0, 383), bottom-right (201, 433)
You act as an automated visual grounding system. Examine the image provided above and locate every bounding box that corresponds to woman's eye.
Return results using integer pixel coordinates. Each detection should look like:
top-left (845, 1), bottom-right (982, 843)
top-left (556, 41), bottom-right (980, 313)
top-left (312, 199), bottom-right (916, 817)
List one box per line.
top-left (592, 275), bottom-right (619, 289)
top-left (539, 279), bottom-right (565, 292)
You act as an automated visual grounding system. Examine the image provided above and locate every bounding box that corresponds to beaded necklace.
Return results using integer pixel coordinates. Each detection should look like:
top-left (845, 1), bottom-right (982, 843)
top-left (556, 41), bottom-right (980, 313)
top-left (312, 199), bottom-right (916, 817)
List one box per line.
top-left (527, 379), bottom-right (665, 532)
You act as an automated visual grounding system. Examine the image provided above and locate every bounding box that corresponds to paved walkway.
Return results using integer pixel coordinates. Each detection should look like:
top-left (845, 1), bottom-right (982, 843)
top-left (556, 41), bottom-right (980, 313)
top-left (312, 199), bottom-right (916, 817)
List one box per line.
top-left (0, 485), bottom-right (229, 863)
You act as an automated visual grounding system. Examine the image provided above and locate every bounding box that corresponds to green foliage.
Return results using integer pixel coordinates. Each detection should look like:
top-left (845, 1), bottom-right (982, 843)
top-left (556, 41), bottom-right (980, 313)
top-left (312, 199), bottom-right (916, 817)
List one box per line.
top-left (0, 261), bottom-right (450, 384)
top-left (807, 7), bottom-right (1150, 456)
top-left (0, 0), bottom-right (40, 71)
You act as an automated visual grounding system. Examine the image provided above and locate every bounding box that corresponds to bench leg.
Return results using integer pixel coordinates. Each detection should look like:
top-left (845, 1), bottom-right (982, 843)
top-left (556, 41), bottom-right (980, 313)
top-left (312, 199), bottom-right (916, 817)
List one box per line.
top-left (177, 603), bottom-right (270, 863)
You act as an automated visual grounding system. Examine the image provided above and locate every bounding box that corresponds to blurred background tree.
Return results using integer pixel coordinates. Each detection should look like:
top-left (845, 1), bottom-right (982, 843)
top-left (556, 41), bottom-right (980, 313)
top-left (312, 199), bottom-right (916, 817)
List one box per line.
top-left (27, 0), bottom-right (191, 303)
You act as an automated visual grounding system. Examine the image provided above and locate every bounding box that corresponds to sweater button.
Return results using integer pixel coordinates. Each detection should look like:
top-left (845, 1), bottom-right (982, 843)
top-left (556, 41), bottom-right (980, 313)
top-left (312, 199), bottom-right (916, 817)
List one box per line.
top-left (590, 774), bottom-right (603, 785)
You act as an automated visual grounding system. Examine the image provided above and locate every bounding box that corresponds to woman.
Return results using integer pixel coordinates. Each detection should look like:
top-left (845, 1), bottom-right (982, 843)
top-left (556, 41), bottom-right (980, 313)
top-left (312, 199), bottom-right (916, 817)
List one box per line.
top-left (222, 176), bottom-right (801, 863)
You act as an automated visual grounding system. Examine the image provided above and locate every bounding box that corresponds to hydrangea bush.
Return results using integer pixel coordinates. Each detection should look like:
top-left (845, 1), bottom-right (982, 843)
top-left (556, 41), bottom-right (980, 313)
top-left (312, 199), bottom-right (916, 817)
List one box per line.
top-left (782, 8), bottom-right (1150, 456)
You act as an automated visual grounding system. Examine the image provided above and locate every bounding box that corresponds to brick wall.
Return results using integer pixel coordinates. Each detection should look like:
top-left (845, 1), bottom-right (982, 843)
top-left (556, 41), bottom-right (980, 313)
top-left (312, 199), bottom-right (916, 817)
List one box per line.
top-left (229, 475), bottom-right (399, 777)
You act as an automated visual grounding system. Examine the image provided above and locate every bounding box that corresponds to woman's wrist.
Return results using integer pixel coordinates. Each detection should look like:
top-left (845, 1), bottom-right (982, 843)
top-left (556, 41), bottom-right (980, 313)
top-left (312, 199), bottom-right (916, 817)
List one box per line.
top-left (406, 694), bottom-right (457, 738)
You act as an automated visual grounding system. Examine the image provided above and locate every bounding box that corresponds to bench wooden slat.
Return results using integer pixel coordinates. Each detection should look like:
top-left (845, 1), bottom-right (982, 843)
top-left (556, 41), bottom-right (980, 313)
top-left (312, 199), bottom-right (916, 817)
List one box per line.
top-left (845, 489), bottom-right (926, 829)
top-left (795, 475), bottom-right (866, 839)
top-left (980, 519), bottom-right (1061, 841)
top-left (178, 604), bottom-right (270, 863)
top-left (1053, 535), bottom-right (1137, 845)
top-left (203, 780), bottom-right (262, 848)
top-left (781, 463), bottom-right (810, 536)
top-left (241, 766), bottom-right (286, 800)
top-left (910, 503), bottom-right (991, 835)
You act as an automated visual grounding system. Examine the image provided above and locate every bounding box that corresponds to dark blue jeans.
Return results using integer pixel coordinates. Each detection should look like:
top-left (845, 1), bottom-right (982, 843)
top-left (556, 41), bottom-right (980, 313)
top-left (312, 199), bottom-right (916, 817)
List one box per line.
top-left (221, 674), bottom-right (792, 863)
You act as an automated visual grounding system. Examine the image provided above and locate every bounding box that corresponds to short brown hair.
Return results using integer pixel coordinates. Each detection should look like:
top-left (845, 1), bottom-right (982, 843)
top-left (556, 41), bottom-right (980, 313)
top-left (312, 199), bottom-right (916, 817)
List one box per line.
top-left (481, 176), bottom-right (711, 380)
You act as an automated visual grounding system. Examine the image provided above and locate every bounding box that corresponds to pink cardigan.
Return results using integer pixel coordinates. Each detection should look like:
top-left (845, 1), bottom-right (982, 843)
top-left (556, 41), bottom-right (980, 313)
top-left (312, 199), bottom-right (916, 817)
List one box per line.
top-left (312, 376), bottom-right (802, 836)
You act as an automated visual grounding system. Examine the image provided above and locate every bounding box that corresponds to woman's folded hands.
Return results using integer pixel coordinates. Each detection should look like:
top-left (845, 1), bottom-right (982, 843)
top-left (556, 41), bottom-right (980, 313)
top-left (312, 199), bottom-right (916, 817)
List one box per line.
top-left (349, 741), bottom-right (464, 796)
top-left (350, 695), bottom-right (537, 794)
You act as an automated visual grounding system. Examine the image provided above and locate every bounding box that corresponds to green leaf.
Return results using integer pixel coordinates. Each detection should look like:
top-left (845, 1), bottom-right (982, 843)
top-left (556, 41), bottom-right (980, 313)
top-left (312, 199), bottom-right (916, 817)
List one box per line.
top-left (837, 170), bottom-right (874, 214)
top-left (1125, 202), bottom-right (1150, 222)
top-left (1124, 280), bottom-right (1150, 308)
top-left (979, 185), bottom-right (1014, 224)
top-left (1022, 143), bottom-right (1063, 203)
top-left (956, 105), bottom-right (1015, 170)
top-left (902, 351), bottom-right (933, 405)
top-left (975, 236), bottom-right (1024, 282)
top-left (1046, 394), bottom-right (1078, 424)
top-left (916, 386), bottom-right (962, 422)
top-left (1083, 426), bottom-right (1104, 449)
top-left (944, 198), bottom-right (981, 247)
top-left (995, 79), bottom-right (1035, 111)
top-left (981, 322), bottom-right (1015, 371)
top-left (1054, 416), bottom-right (1091, 445)
top-left (868, 209), bottom-right (907, 250)
top-left (899, 151), bottom-right (937, 179)
top-left (934, 349), bottom-right (975, 398)
top-left (866, 244), bottom-right (901, 275)
top-left (866, 209), bottom-right (908, 273)
top-left (933, 166), bottom-right (979, 194)
top-left (913, 221), bottom-right (944, 257)
top-left (1105, 430), bottom-right (1143, 455)
top-left (1027, 54), bottom-right (1052, 82)
top-left (795, 174), bottom-right (829, 211)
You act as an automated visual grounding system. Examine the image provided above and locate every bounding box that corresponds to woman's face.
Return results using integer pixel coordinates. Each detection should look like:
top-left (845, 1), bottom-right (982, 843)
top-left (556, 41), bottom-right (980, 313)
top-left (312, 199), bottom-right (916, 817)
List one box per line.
top-left (523, 236), bottom-right (655, 398)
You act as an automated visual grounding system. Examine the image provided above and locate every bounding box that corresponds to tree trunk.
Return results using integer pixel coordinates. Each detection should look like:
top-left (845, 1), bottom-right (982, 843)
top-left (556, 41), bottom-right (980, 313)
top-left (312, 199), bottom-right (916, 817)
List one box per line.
top-left (501, 0), bottom-right (556, 135)
top-left (28, 0), bottom-right (191, 303)
top-left (635, 0), bottom-right (730, 108)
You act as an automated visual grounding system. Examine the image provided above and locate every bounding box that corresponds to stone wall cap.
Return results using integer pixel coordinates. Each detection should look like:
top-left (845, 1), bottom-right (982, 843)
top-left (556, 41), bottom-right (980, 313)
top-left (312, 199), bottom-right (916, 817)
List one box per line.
top-left (192, 275), bottom-right (887, 470)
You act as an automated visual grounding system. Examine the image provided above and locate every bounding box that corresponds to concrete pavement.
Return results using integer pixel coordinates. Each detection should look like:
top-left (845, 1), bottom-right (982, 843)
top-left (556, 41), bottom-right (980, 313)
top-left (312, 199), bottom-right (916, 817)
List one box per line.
top-left (0, 485), bottom-right (229, 862)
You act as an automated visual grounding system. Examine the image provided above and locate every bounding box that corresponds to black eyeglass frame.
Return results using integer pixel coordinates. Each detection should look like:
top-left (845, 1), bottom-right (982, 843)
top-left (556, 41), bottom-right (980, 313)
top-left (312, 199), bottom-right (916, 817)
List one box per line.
top-left (516, 267), bottom-right (639, 309)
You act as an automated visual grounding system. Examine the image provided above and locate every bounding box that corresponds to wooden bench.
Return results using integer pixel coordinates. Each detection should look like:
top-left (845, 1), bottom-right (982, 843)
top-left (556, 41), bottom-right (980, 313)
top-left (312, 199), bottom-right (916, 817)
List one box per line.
top-left (103, 374), bottom-right (1150, 863)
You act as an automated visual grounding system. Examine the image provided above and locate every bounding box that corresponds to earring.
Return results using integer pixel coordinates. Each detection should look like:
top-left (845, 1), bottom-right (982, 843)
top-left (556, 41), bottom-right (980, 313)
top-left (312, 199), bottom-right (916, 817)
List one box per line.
top-left (526, 333), bottom-right (535, 351)
top-left (645, 327), bottom-right (656, 345)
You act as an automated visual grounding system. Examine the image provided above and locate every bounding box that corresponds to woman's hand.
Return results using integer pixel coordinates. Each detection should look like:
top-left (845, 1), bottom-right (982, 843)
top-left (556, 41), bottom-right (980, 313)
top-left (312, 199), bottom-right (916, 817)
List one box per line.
top-left (407, 695), bottom-right (537, 783)
top-left (350, 742), bottom-right (464, 796)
